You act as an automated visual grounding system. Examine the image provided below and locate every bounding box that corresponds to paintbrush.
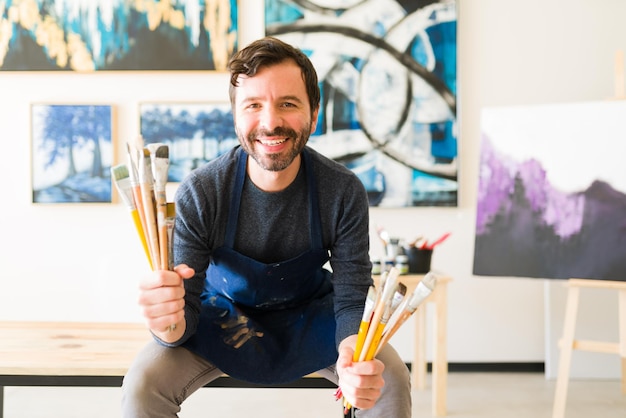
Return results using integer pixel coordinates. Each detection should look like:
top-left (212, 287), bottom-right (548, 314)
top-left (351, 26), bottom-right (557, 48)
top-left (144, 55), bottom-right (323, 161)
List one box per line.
top-left (363, 281), bottom-right (407, 360)
top-left (111, 164), bottom-right (153, 270)
top-left (149, 144), bottom-right (170, 270)
top-left (165, 202), bottom-right (176, 270)
top-left (353, 286), bottom-right (377, 362)
top-left (376, 225), bottom-right (390, 247)
top-left (376, 272), bottom-right (438, 354)
top-left (138, 147), bottom-right (161, 270)
top-left (358, 268), bottom-right (400, 362)
top-left (126, 142), bottom-right (151, 263)
top-left (422, 232), bottom-right (451, 250)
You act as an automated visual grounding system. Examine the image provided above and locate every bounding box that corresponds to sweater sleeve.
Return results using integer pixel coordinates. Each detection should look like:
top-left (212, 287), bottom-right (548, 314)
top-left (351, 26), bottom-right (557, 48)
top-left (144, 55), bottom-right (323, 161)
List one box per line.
top-left (314, 153), bottom-right (373, 348)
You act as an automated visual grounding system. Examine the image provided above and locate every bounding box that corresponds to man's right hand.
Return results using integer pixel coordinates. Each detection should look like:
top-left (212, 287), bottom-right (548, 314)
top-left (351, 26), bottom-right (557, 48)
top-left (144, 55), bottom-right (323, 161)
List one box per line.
top-left (138, 264), bottom-right (195, 343)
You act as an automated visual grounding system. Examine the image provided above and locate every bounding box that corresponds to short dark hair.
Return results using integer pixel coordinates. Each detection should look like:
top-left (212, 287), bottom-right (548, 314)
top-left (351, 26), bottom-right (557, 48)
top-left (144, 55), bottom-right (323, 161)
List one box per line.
top-left (227, 36), bottom-right (320, 112)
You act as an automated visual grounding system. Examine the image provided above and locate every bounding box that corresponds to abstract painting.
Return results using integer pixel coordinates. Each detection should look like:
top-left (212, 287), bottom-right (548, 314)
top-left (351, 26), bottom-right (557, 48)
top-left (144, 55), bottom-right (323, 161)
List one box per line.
top-left (1, 0), bottom-right (238, 71)
top-left (474, 101), bottom-right (626, 282)
top-left (265, 0), bottom-right (457, 207)
top-left (31, 104), bottom-right (115, 203)
top-left (139, 102), bottom-right (237, 182)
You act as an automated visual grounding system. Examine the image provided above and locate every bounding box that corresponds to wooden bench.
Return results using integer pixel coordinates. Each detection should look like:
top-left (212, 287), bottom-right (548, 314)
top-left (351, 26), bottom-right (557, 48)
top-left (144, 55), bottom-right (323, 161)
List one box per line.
top-left (0, 321), bottom-right (335, 418)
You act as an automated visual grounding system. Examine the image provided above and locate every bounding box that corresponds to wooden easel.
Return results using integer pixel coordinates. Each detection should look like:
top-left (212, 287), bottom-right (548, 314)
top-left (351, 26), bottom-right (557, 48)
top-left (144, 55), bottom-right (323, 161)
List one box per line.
top-left (552, 279), bottom-right (626, 418)
top-left (552, 50), bottom-right (626, 417)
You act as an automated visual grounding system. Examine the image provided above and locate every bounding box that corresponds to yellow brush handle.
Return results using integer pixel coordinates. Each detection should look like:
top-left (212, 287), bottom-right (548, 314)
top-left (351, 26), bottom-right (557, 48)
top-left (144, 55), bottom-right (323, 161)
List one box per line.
top-left (364, 322), bottom-right (385, 360)
top-left (353, 320), bottom-right (370, 362)
top-left (131, 208), bottom-right (153, 271)
top-left (359, 304), bottom-right (384, 362)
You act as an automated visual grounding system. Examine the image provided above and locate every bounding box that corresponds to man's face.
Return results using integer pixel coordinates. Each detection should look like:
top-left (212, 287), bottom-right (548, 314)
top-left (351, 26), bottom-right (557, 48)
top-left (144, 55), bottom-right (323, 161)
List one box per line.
top-left (233, 60), bottom-right (319, 172)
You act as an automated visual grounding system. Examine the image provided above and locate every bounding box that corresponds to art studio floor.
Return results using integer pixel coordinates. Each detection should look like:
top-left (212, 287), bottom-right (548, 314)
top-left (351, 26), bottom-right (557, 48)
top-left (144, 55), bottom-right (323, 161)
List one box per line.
top-left (3, 372), bottom-right (625, 417)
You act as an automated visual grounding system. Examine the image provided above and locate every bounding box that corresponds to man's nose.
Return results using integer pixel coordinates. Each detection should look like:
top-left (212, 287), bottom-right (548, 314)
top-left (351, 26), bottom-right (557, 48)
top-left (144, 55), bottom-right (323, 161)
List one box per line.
top-left (258, 107), bottom-right (282, 131)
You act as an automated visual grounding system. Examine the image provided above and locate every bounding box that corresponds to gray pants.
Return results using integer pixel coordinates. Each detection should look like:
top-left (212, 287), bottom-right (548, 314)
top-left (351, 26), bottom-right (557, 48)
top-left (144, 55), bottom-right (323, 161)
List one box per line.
top-left (121, 340), bottom-right (412, 417)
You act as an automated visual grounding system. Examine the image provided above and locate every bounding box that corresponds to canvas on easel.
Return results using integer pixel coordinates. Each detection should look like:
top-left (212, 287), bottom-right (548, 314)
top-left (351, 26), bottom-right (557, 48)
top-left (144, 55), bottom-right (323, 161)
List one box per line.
top-left (473, 100), bottom-right (626, 282)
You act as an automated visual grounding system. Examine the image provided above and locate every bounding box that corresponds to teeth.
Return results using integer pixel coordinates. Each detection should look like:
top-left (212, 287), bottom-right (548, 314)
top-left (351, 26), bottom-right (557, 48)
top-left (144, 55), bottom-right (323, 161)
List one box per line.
top-left (260, 139), bottom-right (286, 146)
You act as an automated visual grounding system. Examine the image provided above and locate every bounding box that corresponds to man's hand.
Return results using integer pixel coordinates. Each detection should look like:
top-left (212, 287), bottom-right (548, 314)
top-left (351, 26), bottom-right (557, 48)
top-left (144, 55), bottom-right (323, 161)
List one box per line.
top-left (336, 335), bottom-right (385, 410)
top-left (138, 264), bottom-right (194, 343)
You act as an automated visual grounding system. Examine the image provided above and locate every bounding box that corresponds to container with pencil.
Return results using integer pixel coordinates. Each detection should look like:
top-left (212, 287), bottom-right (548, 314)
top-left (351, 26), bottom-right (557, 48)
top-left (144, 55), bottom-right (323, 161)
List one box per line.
top-left (337, 268), bottom-right (438, 414)
top-left (111, 140), bottom-right (175, 272)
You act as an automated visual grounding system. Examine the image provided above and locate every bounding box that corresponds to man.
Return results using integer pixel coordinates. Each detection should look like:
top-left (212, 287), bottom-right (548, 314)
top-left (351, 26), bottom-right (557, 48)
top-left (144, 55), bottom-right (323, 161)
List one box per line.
top-left (122, 36), bottom-right (411, 417)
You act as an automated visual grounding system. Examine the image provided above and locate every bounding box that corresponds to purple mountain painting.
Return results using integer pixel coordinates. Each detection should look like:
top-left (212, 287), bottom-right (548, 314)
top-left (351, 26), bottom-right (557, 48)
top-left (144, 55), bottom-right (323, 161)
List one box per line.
top-left (474, 102), bottom-right (626, 282)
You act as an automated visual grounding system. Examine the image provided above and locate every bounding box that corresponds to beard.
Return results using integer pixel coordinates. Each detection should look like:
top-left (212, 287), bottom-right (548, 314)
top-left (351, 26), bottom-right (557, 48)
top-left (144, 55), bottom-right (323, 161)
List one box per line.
top-left (238, 124), bottom-right (311, 172)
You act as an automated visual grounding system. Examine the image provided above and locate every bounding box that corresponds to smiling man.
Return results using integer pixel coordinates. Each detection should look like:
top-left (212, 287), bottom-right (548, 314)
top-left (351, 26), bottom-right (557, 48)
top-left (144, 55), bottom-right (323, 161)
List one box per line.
top-left (122, 37), bottom-right (411, 418)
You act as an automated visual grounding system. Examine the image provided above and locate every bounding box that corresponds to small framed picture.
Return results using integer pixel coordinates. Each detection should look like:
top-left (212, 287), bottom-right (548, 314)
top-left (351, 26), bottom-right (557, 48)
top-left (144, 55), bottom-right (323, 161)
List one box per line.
top-left (139, 102), bottom-right (238, 182)
top-left (31, 104), bottom-right (116, 203)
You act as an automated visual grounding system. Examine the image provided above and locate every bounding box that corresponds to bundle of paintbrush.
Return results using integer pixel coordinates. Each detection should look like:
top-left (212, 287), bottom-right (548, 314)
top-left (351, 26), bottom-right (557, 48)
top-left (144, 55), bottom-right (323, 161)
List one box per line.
top-left (111, 140), bottom-right (175, 272)
top-left (337, 268), bottom-right (439, 414)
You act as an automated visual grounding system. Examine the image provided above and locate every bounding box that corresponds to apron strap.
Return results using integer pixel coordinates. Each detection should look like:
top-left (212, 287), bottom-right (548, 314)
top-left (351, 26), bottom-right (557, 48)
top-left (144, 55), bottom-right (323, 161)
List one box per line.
top-left (223, 147), bottom-right (247, 247)
top-left (302, 148), bottom-right (324, 250)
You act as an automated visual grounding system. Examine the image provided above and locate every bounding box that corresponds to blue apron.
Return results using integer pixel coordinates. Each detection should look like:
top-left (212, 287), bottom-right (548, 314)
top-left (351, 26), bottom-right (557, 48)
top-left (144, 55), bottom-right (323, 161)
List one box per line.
top-left (182, 148), bottom-right (337, 384)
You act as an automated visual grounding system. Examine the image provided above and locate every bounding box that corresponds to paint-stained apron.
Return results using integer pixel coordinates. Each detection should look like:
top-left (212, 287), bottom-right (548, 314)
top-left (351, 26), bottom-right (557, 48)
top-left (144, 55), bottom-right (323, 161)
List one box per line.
top-left (182, 148), bottom-right (337, 384)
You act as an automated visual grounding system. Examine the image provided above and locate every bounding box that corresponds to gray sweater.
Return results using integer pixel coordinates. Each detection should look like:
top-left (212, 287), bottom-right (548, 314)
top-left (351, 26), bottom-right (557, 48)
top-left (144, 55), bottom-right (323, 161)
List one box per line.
top-left (172, 146), bottom-right (372, 348)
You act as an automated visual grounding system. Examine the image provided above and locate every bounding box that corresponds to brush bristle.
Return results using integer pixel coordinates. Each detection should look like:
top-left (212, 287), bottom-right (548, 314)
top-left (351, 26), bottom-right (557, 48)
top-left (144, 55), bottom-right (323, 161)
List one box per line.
top-left (111, 164), bottom-right (129, 181)
top-left (421, 271), bottom-right (438, 291)
top-left (155, 145), bottom-right (169, 159)
top-left (397, 282), bottom-right (407, 295)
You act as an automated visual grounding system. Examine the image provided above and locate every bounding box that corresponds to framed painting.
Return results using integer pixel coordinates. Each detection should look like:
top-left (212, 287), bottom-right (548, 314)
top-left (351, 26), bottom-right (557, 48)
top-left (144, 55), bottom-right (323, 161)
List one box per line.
top-left (474, 101), bottom-right (626, 282)
top-left (31, 104), bottom-right (116, 203)
top-left (1, 0), bottom-right (238, 71)
top-left (265, 0), bottom-right (457, 207)
top-left (139, 101), bottom-right (238, 182)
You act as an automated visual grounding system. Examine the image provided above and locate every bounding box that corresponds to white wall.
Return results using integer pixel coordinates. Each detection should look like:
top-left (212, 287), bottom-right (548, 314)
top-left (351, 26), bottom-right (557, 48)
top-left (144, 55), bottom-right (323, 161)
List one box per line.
top-left (1, 0), bottom-right (625, 372)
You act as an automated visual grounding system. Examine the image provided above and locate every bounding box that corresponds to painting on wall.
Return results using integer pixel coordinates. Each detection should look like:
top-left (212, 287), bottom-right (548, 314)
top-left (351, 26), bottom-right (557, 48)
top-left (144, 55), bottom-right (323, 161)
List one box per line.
top-left (265, 0), bottom-right (457, 207)
top-left (474, 101), bottom-right (626, 282)
top-left (31, 104), bottom-right (115, 203)
top-left (139, 102), bottom-right (238, 182)
top-left (1, 0), bottom-right (238, 71)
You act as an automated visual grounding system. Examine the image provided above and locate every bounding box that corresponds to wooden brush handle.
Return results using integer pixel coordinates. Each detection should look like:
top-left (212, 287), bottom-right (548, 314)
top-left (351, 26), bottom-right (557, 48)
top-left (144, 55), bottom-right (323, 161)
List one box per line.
top-left (140, 183), bottom-right (160, 270)
top-left (156, 192), bottom-right (168, 270)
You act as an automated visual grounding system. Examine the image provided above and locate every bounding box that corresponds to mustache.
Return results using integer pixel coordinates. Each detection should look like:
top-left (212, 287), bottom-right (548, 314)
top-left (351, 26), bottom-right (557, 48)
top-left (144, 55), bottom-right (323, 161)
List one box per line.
top-left (250, 127), bottom-right (298, 138)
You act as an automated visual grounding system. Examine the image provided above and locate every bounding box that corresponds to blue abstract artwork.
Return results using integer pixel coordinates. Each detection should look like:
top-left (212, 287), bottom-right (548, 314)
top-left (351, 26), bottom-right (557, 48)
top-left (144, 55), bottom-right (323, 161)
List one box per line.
top-left (31, 104), bottom-right (114, 203)
top-left (1, 0), bottom-right (238, 71)
top-left (474, 101), bottom-right (626, 282)
top-left (139, 102), bottom-right (238, 182)
top-left (265, 0), bottom-right (457, 207)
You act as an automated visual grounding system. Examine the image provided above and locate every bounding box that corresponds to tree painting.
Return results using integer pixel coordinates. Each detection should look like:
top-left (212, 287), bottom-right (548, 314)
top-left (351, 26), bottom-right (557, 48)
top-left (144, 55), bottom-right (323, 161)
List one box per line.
top-left (139, 102), bottom-right (237, 182)
top-left (31, 104), bottom-right (114, 203)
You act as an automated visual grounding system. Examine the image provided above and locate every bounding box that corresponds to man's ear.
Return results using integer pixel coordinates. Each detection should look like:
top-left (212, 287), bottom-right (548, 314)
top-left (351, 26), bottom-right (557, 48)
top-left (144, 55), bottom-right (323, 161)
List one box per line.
top-left (311, 105), bottom-right (320, 132)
